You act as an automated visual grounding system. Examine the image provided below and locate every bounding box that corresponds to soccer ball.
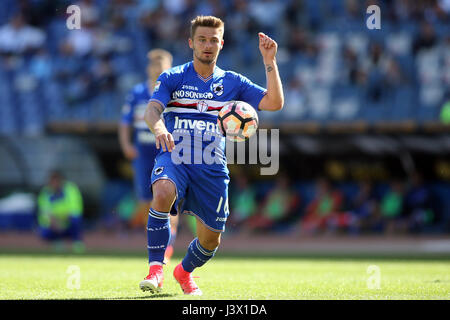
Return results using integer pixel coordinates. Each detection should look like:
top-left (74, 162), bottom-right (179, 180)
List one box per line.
top-left (217, 101), bottom-right (259, 142)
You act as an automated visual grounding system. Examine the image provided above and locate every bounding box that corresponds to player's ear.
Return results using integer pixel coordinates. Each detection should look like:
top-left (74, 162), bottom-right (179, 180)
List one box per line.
top-left (188, 38), bottom-right (193, 49)
top-left (220, 39), bottom-right (224, 50)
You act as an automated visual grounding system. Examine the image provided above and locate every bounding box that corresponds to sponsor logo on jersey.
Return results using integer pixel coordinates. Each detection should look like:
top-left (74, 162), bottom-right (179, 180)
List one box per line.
top-left (174, 116), bottom-right (221, 134)
top-left (172, 90), bottom-right (214, 100)
top-left (154, 167), bottom-right (164, 175)
top-left (182, 85), bottom-right (199, 91)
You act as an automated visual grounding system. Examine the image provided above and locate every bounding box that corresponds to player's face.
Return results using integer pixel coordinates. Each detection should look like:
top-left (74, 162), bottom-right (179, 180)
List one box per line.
top-left (147, 57), bottom-right (172, 81)
top-left (189, 26), bottom-right (224, 65)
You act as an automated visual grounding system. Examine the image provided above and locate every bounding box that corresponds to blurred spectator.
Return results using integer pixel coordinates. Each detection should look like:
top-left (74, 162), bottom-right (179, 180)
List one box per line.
top-left (404, 172), bottom-right (435, 233)
top-left (347, 181), bottom-right (378, 234)
top-left (412, 21), bottom-right (437, 56)
top-left (228, 173), bottom-right (257, 232)
top-left (78, 0), bottom-right (101, 27)
top-left (284, 77), bottom-right (307, 119)
top-left (286, 27), bottom-right (316, 59)
top-left (54, 42), bottom-right (80, 82)
top-left (247, 174), bottom-right (300, 233)
top-left (0, 12), bottom-right (45, 55)
top-left (440, 99), bottom-right (450, 124)
top-left (29, 48), bottom-right (52, 80)
top-left (299, 178), bottom-right (344, 235)
top-left (37, 170), bottom-right (84, 253)
top-left (342, 45), bottom-right (365, 86)
top-left (378, 180), bottom-right (406, 235)
top-left (63, 27), bottom-right (95, 57)
top-left (362, 42), bottom-right (389, 102)
top-left (92, 54), bottom-right (117, 92)
top-left (248, 0), bottom-right (285, 35)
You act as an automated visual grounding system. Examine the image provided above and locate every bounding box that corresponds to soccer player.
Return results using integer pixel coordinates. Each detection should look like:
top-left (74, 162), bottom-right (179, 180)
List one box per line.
top-left (119, 49), bottom-right (179, 263)
top-left (140, 16), bottom-right (284, 295)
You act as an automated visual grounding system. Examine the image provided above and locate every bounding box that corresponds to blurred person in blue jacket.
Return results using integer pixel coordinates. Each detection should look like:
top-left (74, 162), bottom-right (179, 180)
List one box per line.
top-left (404, 172), bottom-right (434, 233)
top-left (118, 49), bottom-right (183, 263)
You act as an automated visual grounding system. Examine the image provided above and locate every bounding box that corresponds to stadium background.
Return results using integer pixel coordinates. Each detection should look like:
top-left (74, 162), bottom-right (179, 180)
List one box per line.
top-left (0, 0), bottom-right (449, 256)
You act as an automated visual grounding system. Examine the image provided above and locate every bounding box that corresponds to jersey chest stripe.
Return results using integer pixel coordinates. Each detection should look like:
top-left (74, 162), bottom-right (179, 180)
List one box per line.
top-left (168, 98), bottom-right (233, 108)
top-left (168, 101), bottom-right (197, 109)
top-left (163, 107), bottom-right (219, 116)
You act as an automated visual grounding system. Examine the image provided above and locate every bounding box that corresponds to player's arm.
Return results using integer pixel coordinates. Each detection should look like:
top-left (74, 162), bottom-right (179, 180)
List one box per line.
top-left (144, 101), bottom-right (175, 152)
top-left (257, 32), bottom-right (284, 111)
top-left (118, 123), bottom-right (137, 160)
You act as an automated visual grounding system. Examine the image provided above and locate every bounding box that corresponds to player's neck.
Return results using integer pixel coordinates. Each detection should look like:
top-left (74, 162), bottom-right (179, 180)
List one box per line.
top-left (193, 59), bottom-right (216, 79)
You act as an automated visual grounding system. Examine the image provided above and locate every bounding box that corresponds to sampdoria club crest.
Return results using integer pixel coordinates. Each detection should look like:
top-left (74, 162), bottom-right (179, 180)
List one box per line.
top-left (212, 82), bottom-right (224, 96)
top-left (197, 100), bottom-right (209, 113)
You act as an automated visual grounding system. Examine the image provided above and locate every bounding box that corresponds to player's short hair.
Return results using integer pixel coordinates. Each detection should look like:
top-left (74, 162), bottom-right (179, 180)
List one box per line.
top-left (190, 15), bottom-right (224, 39)
top-left (147, 49), bottom-right (173, 65)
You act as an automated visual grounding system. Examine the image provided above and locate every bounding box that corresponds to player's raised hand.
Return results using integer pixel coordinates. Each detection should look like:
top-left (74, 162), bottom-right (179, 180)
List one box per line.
top-left (258, 32), bottom-right (277, 62)
top-left (155, 130), bottom-right (175, 152)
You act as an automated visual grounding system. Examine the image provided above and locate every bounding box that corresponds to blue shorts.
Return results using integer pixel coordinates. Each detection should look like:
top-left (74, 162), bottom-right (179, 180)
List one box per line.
top-left (151, 152), bottom-right (230, 233)
top-left (133, 144), bottom-right (159, 201)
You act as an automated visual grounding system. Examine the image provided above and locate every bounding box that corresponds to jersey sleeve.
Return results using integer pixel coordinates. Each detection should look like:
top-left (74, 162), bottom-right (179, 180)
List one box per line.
top-left (149, 71), bottom-right (175, 110)
top-left (236, 74), bottom-right (267, 111)
top-left (120, 90), bottom-right (135, 125)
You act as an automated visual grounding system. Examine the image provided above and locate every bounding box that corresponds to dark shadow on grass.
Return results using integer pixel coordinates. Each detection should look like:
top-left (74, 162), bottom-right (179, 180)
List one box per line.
top-left (111, 293), bottom-right (177, 299)
top-left (67, 293), bottom-right (178, 300)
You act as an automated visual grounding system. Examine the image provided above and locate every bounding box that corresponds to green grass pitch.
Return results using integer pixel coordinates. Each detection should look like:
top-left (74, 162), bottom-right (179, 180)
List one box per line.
top-left (0, 252), bottom-right (449, 300)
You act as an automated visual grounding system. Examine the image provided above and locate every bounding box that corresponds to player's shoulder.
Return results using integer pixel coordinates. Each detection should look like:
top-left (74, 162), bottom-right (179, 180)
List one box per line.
top-left (221, 68), bottom-right (249, 82)
top-left (161, 61), bottom-right (192, 78)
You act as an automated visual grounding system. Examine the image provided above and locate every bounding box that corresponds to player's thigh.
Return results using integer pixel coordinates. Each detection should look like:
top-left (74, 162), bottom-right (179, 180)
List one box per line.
top-left (151, 153), bottom-right (189, 212)
top-left (187, 172), bottom-right (230, 233)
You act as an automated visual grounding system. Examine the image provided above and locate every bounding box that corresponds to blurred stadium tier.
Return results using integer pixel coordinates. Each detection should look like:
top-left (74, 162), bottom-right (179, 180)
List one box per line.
top-left (0, 0), bottom-right (449, 243)
top-left (0, 1), bottom-right (448, 134)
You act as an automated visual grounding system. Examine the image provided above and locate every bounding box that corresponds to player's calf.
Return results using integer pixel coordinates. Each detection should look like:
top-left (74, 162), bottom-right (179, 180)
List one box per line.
top-left (181, 237), bottom-right (218, 273)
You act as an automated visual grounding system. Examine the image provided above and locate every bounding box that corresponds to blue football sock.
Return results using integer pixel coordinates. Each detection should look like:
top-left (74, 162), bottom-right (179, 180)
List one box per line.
top-left (147, 208), bottom-right (171, 264)
top-left (181, 238), bottom-right (217, 273)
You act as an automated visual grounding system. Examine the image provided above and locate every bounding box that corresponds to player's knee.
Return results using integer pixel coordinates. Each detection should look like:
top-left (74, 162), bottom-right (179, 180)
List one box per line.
top-left (200, 236), bottom-right (220, 251)
top-left (152, 180), bottom-right (176, 209)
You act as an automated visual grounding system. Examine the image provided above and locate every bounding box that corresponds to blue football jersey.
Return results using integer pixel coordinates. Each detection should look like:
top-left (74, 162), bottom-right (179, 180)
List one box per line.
top-left (150, 61), bottom-right (266, 170)
top-left (121, 82), bottom-right (156, 150)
